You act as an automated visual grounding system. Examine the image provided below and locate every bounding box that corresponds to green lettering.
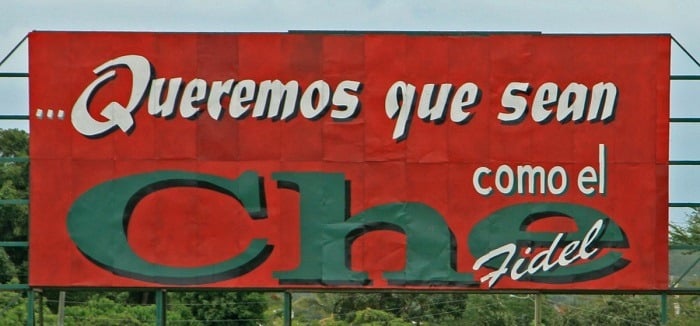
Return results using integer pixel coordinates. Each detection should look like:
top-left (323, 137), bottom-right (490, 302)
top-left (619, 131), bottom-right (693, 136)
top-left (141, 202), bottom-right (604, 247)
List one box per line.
top-left (272, 172), bottom-right (475, 286)
top-left (67, 170), bottom-right (272, 285)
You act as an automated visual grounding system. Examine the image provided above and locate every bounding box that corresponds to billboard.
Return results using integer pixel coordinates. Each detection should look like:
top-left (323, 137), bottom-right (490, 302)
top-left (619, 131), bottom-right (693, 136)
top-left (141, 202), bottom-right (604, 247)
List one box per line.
top-left (28, 31), bottom-right (669, 290)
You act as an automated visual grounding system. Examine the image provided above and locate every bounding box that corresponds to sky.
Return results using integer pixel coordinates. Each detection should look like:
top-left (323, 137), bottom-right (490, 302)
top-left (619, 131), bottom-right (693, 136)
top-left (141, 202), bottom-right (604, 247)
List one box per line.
top-left (1, 0), bottom-right (700, 224)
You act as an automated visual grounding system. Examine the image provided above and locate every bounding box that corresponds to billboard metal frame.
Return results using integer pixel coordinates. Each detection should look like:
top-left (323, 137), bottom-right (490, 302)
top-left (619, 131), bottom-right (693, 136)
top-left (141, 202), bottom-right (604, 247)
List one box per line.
top-left (0, 32), bottom-right (698, 326)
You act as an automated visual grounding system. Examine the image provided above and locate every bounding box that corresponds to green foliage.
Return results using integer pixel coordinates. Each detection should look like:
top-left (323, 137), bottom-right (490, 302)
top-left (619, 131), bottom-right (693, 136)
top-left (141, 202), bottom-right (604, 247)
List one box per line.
top-left (62, 295), bottom-right (155, 325)
top-left (0, 180), bottom-right (26, 239)
top-left (0, 249), bottom-right (17, 283)
top-left (0, 179), bottom-right (27, 280)
top-left (670, 208), bottom-right (700, 246)
top-left (667, 295), bottom-right (700, 326)
top-left (292, 293), bottom-right (334, 323)
top-left (399, 293), bottom-right (468, 323)
top-left (559, 295), bottom-right (660, 326)
top-left (668, 207), bottom-right (700, 323)
top-left (324, 292), bottom-right (468, 324)
top-left (461, 295), bottom-right (516, 325)
top-left (0, 129), bottom-right (29, 283)
top-left (179, 291), bottom-right (268, 325)
top-left (0, 290), bottom-right (29, 325)
top-left (458, 294), bottom-right (563, 326)
top-left (0, 129), bottom-right (28, 159)
top-left (351, 307), bottom-right (411, 325)
top-left (0, 129), bottom-right (29, 200)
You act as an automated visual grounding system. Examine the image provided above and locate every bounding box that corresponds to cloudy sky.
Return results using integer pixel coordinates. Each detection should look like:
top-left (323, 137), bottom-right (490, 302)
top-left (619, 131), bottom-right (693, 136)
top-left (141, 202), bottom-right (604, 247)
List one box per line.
top-left (1, 0), bottom-right (700, 223)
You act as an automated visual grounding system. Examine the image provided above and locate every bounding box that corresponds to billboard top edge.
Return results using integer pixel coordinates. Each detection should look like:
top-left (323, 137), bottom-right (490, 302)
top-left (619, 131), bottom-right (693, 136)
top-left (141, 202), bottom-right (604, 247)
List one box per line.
top-left (27, 30), bottom-right (672, 38)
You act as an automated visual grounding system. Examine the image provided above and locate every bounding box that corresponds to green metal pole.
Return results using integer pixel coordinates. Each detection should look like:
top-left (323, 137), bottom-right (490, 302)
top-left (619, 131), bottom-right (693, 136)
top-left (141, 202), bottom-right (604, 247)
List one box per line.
top-left (670, 256), bottom-right (700, 288)
top-left (0, 115), bottom-right (30, 120)
top-left (283, 292), bottom-right (292, 326)
top-left (661, 294), bottom-right (668, 325)
top-left (26, 289), bottom-right (34, 326)
top-left (671, 36), bottom-right (700, 69)
top-left (38, 290), bottom-right (43, 326)
top-left (0, 34), bottom-right (28, 68)
top-left (155, 290), bottom-right (166, 326)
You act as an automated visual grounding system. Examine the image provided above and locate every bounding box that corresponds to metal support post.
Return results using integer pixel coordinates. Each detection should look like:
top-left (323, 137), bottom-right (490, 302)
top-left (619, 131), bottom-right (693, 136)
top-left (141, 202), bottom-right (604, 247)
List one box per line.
top-left (26, 289), bottom-right (34, 326)
top-left (284, 292), bottom-right (293, 326)
top-left (37, 290), bottom-right (43, 326)
top-left (661, 294), bottom-right (668, 325)
top-left (155, 290), bottom-right (166, 326)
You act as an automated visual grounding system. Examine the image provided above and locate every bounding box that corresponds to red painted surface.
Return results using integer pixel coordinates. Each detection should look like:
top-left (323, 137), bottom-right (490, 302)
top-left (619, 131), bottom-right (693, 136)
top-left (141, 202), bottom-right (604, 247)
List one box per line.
top-left (28, 32), bottom-right (669, 290)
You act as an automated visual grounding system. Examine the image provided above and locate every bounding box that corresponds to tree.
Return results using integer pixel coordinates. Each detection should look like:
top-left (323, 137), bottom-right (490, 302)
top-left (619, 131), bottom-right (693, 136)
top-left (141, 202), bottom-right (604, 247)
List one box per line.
top-left (0, 291), bottom-right (56, 326)
top-left (459, 294), bottom-right (518, 325)
top-left (312, 292), bottom-right (469, 325)
top-left (0, 129), bottom-right (29, 283)
top-left (667, 293), bottom-right (700, 326)
top-left (668, 209), bottom-right (700, 326)
top-left (178, 291), bottom-right (268, 325)
top-left (0, 249), bottom-right (16, 283)
top-left (350, 307), bottom-right (411, 325)
top-left (670, 208), bottom-right (700, 246)
top-left (559, 295), bottom-right (660, 326)
top-left (61, 295), bottom-right (153, 326)
top-left (290, 293), bottom-right (335, 324)
top-left (457, 294), bottom-right (563, 326)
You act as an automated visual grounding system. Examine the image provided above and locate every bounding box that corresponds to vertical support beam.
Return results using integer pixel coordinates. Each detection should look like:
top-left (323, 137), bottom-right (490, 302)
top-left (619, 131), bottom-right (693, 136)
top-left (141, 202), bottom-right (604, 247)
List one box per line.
top-left (26, 289), bottom-right (34, 326)
top-left (37, 290), bottom-right (43, 326)
top-left (283, 292), bottom-right (292, 326)
top-left (57, 291), bottom-right (66, 326)
top-left (155, 290), bottom-right (166, 326)
top-left (661, 294), bottom-right (668, 325)
top-left (534, 293), bottom-right (543, 326)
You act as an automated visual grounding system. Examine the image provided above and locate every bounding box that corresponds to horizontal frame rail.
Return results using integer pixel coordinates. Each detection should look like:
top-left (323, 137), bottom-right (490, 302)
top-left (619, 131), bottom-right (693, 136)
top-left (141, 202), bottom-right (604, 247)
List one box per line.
top-left (0, 115), bottom-right (29, 120)
top-left (670, 118), bottom-right (700, 123)
top-left (669, 203), bottom-right (700, 207)
top-left (671, 75), bottom-right (700, 80)
top-left (0, 241), bottom-right (28, 248)
top-left (0, 157), bottom-right (28, 163)
top-left (670, 244), bottom-right (700, 250)
top-left (0, 199), bottom-right (28, 205)
top-left (0, 284), bottom-right (29, 291)
top-left (670, 160), bottom-right (700, 165)
top-left (0, 72), bottom-right (27, 78)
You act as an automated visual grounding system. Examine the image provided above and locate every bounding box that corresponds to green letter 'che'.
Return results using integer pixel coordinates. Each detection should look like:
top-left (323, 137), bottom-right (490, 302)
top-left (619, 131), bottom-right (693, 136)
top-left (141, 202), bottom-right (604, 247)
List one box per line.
top-left (272, 172), bottom-right (476, 286)
top-left (67, 171), bottom-right (272, 285)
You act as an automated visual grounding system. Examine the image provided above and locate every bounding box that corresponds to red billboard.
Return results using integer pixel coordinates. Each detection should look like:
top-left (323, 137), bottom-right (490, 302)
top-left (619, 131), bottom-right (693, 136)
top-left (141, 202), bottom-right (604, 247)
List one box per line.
top-left (28, 32), bottom-right (669, 290)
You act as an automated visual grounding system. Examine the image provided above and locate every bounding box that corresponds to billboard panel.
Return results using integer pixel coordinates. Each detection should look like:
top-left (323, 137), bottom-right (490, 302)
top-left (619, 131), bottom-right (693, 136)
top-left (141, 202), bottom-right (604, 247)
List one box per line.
top-left (29, 32), bottom-right (669, 290)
